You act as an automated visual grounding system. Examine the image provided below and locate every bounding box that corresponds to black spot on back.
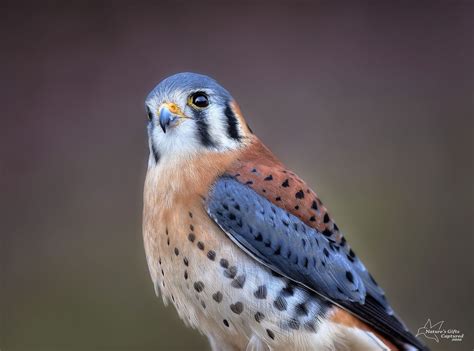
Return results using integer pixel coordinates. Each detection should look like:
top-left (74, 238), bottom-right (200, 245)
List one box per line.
top-left (346, 271), bottom-right (354, 284)
top-left (323, 213), bottom-right (330, 223)
top-left (295, 190), bottom-right (305, 199)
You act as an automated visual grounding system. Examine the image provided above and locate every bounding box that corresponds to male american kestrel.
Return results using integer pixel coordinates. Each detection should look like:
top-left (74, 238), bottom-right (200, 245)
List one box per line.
top-left (142, 72), bottom-right (426, 351)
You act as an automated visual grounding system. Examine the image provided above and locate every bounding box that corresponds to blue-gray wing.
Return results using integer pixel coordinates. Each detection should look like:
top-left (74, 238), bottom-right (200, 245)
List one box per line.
top-left (205, 176), bottom-right (425, 350)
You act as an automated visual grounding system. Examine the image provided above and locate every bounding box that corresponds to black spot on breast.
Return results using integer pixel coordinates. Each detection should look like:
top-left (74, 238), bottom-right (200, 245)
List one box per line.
top-left (275, 196), bottom-right (281, 201)
top-left (197, 241), bottom-right (205, 250)
top-left (228, 213), bottom-right (236, 220)
top-left (234, 203), bottom-right (240, 211)
top-left (230, 302), bottom-right (243, 314)
top-left (311, 200), bottom-right (318, 210)
top-left (254, 285), bottom-right (267, 299)
top-left (201, 300), bottom-right (206, 309)
top-left (224, 266), bottom-right (237, 279)
top-left (188, 233), bottom-right (195, 242)
top-left (309, 216), bottom-right (316, 222)
top-left (295, 302), bottom-right (309, 316)
top-left (245, 180), bottom-right (253, 185)
top-left (274, 296), bottom-right (287, 311)
top-left (346, 271), bottom-right (354, 284)
top-left (323, 248), bottom-right (330, 257)
top-left (183, 257), bottom-right (189, 266)
top-left (295, 190), bottom-right (305, 199)
top-left (254, 232), bottom-right (263, 241)
top-left (288, 318), bottom-right (300, 330)
top-left (223, 319), bottom-right (229, 327)
top-left (305, 321), bottom-right (316, 332)
top-left (167, 238), bottom-right (170, 246)
top-left (266, 329), bottom-right (275, 340)
top-left (220, 258), bottom-right (229, 268)
top-left (282, 179), bottom-right (289, 187)
top-left (189, 224), bottom-right (194, 231)
top-left (251, 168), bottom-right (257, 173)
top-left (174, 248), bottom-right (179, 256)
top-left (281, 284), bottom-right (294, 297)
top-left (212, 291), bottom-right (223, 303)
top-left (231, 274), bottom-right (246, 288)
top-left (294, 205), bottom-right (299, 210)
top-left (207, 250), bottom-right (216, 261)
top-left (255, 312), bottom-right (265, 323)
top-left (189, 212), bottom-right (193, 218)
top-left (194, 281), bottom-right (205, 292)
top-left (184, 270), bottom-right (188, 280)
top-left (264, 175), bottom-right (273, 181)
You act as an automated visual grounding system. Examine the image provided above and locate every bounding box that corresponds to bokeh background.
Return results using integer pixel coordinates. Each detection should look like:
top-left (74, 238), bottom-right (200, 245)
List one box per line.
top-left (1, 1), bottom-right (472, 350)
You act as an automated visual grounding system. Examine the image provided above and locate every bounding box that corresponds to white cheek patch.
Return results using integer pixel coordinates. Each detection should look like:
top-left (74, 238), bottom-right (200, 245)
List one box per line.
top-left (145, 88), bottom-right (243, 166)
top-left (205, 104), bottom-right (241, 151)
top-left (151, 119), bottom-right (204, 160)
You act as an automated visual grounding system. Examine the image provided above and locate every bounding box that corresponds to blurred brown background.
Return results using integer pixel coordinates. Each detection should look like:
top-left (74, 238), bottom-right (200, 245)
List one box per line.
top-left (1, 1), bottom-right (472, 350)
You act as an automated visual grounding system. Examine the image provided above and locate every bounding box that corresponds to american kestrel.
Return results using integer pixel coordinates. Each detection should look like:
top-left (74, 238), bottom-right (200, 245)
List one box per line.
top-left (142, 72), bottom-right (426, 351)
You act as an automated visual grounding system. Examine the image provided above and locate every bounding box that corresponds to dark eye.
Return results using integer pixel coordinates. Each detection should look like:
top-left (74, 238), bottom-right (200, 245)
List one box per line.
top-left (146, 107), bottom-right (153, 121)
top-left (191, 92), bottom-right (209, 108)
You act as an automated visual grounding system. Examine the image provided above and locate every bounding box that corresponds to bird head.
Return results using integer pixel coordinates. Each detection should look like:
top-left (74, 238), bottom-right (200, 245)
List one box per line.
top-left (145, 72), bottom-right (253, 166)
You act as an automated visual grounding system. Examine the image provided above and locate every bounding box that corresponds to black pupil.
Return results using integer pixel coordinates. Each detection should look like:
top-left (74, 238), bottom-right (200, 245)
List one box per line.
top-left (193, 94), bottom-right (209, 107)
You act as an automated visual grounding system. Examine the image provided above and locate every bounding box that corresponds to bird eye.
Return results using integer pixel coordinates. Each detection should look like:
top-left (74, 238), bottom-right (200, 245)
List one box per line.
top-left (146, 107), bottom-right (153, 121)
top-left (190, 92), bottom-right (209, 108)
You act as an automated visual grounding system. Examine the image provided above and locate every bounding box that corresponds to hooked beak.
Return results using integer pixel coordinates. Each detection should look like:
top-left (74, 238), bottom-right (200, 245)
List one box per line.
top-left (158, 103), bottom-right (188, 133)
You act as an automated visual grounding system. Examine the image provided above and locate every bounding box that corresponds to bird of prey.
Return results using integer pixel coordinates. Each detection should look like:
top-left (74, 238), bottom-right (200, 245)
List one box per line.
top-left (142, 72), bottom-right (426, 351)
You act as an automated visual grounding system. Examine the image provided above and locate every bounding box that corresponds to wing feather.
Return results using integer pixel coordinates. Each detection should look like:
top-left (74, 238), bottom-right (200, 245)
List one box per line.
top-left (205, 176), bottom-right (425, 350)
